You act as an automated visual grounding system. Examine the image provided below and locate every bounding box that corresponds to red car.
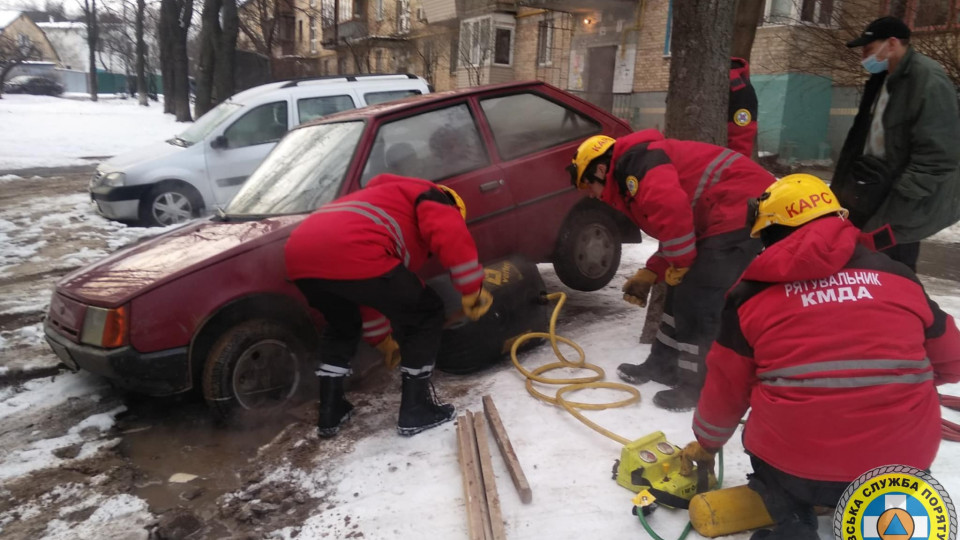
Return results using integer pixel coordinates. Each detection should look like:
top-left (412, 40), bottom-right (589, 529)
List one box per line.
top-left (44, 81), bottom-right (635, 417)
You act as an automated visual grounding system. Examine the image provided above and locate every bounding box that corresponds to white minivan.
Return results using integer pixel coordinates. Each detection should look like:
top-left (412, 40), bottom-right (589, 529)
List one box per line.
top-left (90, 74), bottom-right (431, 226)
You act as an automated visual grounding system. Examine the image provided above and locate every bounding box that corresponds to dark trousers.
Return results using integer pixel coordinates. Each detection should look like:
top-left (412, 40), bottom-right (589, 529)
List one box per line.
top-left (884, 241), bottom-right (920, 273)
top-left (748, 456), bottom-right (849, 529)
top-left (647, 229), bottom-right (761, 388)
top-left (295, 265), bottom-right (445, 379)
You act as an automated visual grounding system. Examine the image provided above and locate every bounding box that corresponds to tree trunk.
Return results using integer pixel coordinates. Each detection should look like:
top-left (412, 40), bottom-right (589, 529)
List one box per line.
top-left (160, 0), bottom-right (175, 113)
top-left (136, 0), bottom-right (148, 106)
top-left (214, 0), bottom-right (238, 106)
top-left (194, 0), bottom-right (220, 117)
top-left (731, 0), bottom-right (764, 62)
top-left (86, 0), bottom-right (99, 102)
top-left (173, 0), bottom-right (194, 122)
top-left (889, 0), bottom-right (908, 18)
top-left (640, 0), bottom-right (736, 343)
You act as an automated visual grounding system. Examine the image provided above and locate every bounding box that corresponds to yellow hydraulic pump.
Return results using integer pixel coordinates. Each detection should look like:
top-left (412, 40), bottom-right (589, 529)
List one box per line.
top-left (615, 431), bottom-right (717, 509)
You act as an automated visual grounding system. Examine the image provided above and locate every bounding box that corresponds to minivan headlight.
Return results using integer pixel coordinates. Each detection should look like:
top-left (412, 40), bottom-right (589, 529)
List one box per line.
top-left (102, 172), bottom-right (126, 187)
top-left (81, 305), bottom-right (128, 348)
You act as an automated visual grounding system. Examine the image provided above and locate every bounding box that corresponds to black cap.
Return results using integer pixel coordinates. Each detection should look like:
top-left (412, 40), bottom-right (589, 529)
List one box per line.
top-left (846, 16), bottom-right (911, 48)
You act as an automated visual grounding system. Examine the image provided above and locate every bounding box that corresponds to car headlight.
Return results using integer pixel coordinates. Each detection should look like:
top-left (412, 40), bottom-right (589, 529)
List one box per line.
top-left (80, 305), bottom-right (128, 348)
top-left (102, 172), bottom-right (126, 187)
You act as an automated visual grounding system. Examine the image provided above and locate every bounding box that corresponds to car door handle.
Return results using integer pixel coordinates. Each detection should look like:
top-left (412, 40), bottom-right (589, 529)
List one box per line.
top-left (479, 179), bottom-right (504, 193)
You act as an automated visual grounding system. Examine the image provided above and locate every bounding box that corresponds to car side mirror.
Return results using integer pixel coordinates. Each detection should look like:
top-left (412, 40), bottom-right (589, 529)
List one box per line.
top-left (211, 135), bottom-right (228, 149)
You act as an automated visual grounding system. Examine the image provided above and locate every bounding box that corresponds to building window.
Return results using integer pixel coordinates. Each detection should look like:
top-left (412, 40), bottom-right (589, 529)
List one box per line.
top-left (664, 0), bottom-right (673, 56)
top-left (323, 58), bottom-right (330, 75)
top-left (537, 16), bottom-right (553, 65)
top-left (338, 57), bottom-right (347, 73)
top-left (396, 0), bottom-right (411, 34)
top-left (376, 0), bottom-right (384, 21)
top-left (298, 19), bottom-right (303, 42)
top-left (353, 0), bottom-right (362, 19)
top-left (339, 0), bottom-right (352, 22)
top-left (493, 27), bottom-right (512, 65)
top-left (911, 0), bottom-right (951, 28)
top-left (321, 0), bottom-right (335, 26)
top-left (764, 0), bottom-right (794, 24)
top-left (799, 0), bottom-right (835, 24)
top-left (375, 50), bottom-right (383, 71)
top-left (310, 16), bottom-right (317, 52)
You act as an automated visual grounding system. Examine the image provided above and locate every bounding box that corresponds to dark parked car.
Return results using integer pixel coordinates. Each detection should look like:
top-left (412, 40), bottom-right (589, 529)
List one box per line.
top-left (44, 81), bottom-right (637, 419)
top-left (4, 75), bottom-right (64, 96)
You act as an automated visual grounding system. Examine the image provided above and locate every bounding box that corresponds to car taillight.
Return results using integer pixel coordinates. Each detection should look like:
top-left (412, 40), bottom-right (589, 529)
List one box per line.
top-left (81, 305), bottom-right (128, 348)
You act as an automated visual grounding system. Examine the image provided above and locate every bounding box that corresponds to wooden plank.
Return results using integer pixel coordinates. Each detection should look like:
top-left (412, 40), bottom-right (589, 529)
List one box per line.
top-left (458, 415), bottom-right (485, 540)
top-left (482, 395), bottom-right (533, 504)
top-left (466, 411), bottom-right (494, 540)
top-left (472, 411), bottom-right (507, 540)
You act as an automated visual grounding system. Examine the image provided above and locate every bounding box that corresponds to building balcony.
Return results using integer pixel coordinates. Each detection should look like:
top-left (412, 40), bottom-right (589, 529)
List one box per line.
top-left (321, 18), bottom-right (368, 46)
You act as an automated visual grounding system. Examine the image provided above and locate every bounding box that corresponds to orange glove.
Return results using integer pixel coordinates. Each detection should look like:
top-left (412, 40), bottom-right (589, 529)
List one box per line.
top-left (375, 334), bottom-right (401, 369)
top-left (461, 288), bottom-right (493, 320)
top-left (622, 268), bottom-right (657, 307)
top-left (679, 441), bottom-right (718, 478)
top-left (664, 266), bottom-right (690, 286)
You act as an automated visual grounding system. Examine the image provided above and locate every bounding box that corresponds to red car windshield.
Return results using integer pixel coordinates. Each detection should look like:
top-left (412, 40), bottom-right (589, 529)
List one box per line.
top-left (226, 121), bottom-right (364, 216)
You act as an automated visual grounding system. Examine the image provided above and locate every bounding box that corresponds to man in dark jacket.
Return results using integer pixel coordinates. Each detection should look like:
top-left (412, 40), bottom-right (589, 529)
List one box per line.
top-left (683, 174), bottom-right (960, 540)
top-left (285, 175), bottom-right (493, 438)
top-left (833, 16), bottom-right (960, 271)
top-left (568, 130), bottom-right (771, 410)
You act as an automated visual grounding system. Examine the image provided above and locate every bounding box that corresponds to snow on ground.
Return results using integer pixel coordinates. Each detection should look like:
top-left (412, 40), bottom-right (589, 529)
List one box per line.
top-left (931, 220), bottom-right (960, 245)
top-left (266, 242), bottom-right (960, 540)
top-left (0, 95), bottom-right (180, 171)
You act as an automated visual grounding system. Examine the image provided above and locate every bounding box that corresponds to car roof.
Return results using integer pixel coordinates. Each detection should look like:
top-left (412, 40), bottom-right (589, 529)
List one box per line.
top-left (300, 80), bottom-right (557, 128)
top-left (229, 73), bottom-right (427, 103)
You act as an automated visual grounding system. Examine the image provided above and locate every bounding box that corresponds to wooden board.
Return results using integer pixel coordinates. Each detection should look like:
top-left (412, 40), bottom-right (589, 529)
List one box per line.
top-left (472, 411), bottom-right (507, 540)
top-left (466, 411), bottom-right (494, 540)
top-left (482, 395), bottom-right (532, 504)
top-left (457, 415), bottom-right (486, 540)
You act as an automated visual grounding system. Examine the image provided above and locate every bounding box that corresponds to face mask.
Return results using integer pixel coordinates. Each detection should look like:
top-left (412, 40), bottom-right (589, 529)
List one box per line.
top-left (861, 43), bottom-right (889, 74)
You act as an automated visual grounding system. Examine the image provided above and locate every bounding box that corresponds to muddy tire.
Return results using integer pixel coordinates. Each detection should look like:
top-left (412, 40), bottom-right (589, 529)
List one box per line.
top-left (139, 182), bottom-right (202, 227)
top-left (552, 207), bottom-right (621, 291)
top-left (202, 319), bottom-right (311, 422)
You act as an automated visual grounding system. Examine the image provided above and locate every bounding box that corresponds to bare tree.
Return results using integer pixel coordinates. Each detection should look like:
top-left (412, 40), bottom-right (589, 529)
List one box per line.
top-left (159, 0), bottom-right (194, 121)
top-left (135, 0), bottom-right (148, 105)
top-left (732, 0), bottom-right (765, 61)
top-left (0, 34), bottom-right (40, 99)
top-left (195, 0), bottom-right (238, 116)
top-left (640, 0), bottom-right (736, 343)
top-left (80, 0), bottom-right (100, 101)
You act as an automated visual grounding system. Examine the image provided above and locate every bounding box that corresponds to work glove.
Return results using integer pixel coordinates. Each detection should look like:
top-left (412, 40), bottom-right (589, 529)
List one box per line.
top-left (622, 268), bottom-right (657, 307)
top-left (679, 441), bottom-right (719, 478)
top-left (461, 288), bottom-right (493, 321)
top-left (375, 334), bottom-right (401, 369)
top-left (664, 266), bottom-right (690, 286)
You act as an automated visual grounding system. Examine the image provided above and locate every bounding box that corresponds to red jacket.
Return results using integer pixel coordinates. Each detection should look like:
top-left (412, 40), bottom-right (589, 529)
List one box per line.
top-left (728, 58), bottom-right (758, 156)
top-left (693, 218), bottom-right (960, 482)
top-left (600, 129), bottom-right (775, 279)
top-left (285, 174), bottom-right (484, 343)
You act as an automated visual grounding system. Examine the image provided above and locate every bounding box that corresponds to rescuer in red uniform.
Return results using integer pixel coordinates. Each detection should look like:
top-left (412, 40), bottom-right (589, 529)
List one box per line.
top-left (728, 57), bottom-right (759, 157)
top-left (568, 129), bottom-right (773, 410)
top-left (285, 174), bottom-right (493, 437)
top-left (682, 174), bottom-right (960, 539)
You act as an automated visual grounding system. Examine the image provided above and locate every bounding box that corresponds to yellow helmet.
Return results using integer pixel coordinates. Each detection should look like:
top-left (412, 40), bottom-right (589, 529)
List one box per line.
top-left (438, 185), bottom-right (467, 220)
top-left (567, 135), bottom-right (616, 189)
top-left (748, 174), bottom-right (848, 238)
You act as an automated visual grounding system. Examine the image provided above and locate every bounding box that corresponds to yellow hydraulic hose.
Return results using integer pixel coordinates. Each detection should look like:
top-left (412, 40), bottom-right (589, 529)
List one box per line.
top-left (508, 291), bottom-right (641, 445)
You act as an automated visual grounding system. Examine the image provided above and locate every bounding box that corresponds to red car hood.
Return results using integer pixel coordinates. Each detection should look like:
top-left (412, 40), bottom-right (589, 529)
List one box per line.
top-left (57, 215), bottom-right (306, 306)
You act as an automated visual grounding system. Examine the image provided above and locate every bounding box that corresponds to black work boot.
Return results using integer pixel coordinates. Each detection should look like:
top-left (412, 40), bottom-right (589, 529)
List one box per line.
top-left (397, 374), bottom-right (456, 436)
top-left (317, 376), bottom-right (353, 438)
top-left (617, 361), bottom-right (679, 386)
top-left (652, 384), bottom-right (700, 411)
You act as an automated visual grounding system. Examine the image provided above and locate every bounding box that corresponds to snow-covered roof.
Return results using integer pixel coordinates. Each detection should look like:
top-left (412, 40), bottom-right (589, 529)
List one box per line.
top-left (0, 10), bottom-right (23, 31)
top-left (37, 21), bottom-right (86, 30)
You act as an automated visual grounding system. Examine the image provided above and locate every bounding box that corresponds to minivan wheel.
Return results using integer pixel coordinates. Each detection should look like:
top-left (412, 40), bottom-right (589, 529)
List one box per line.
top-left (552, 207), bottom-right (622, 291)
top-left (140, 184), bottom-right (201, 227)
top-left (202, 319), bottom-right (311, 422)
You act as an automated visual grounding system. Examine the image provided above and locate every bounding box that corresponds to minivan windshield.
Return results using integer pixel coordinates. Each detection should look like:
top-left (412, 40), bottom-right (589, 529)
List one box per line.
top-left (225, 121), bottom-right (364, 216)
top-left (175, 101), bottom-right (243, 145)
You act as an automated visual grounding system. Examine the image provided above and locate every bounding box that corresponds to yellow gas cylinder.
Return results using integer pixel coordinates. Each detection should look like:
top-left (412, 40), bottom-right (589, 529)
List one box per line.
top-left (688, 485), bottom-right (775, 537)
